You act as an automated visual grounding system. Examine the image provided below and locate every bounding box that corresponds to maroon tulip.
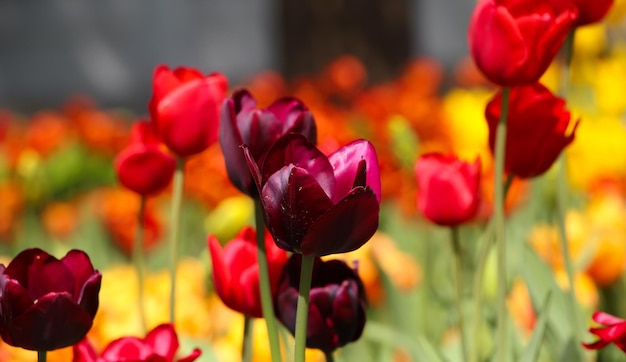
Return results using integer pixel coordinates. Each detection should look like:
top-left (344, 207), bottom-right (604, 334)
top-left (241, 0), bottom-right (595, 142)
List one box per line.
top-left (208, 226), bottom-right (288, 318)
top-left (547, 0), bottom-right (613, 26)
top-left (73, 323), bottom-right (201, 362)
top-left (485, 82), bottom-right (579, 178)
top-left (415, 153), bottom-right (482, 226)
top-left (0, 248), bottom-right (101, 351)
top-left (468, 0), bottom-right (577, 86)
top-left (114, 121), bottom-right (177, 196)
top-left (245, 133), bottom-right (381, 257)
top-left (149, 65), bottom-right (228, 158)
top-left (219, 89), bottom-right (317, 196)
top-left (582, 311), bottom-right (626, 352)
top-left (275, 255), bottom-right (367, 353)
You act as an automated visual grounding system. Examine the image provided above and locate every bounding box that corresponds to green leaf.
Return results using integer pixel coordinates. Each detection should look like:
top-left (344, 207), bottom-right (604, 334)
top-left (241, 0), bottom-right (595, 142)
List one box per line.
top-left (520, 291), bottom-right (552, 362)
top-left (521, 244), bottom-right (585, 362)
top-left (363, 321), bottom-right (446, 362)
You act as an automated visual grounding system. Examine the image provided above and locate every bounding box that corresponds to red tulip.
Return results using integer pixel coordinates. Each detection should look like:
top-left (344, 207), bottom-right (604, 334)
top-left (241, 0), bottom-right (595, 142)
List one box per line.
top-left (415, 153), bottom-right (482, 226)
top-left (149, 65), bottom-right (228, 158)
top-left (73, 323), bottom-right (201, 362)
top-left (0, 248), bottom-right (101, 351)
top-left (244, 134), bottom-right (381, 257)
top-left (468, 0), bottom-right (577, 86)
top-left (219, 89), bottom-right (317, 196)
top-left (208, 226), bottom-right (288, 318)
top-left (275, 255), bottom-right (367, 353)
top-left (485, 82), bottom-right (579, 178)
top-left (582, 311), bottom-right (626, 352)
top-left (547, 0), bottom-right (613, 26)
top-left (114, 121), bottom-right (177, 196)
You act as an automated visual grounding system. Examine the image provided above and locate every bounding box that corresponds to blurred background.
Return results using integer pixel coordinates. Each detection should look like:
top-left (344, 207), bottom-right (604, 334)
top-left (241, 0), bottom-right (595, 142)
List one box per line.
top-left (0, 0), bottom-right (474, 111)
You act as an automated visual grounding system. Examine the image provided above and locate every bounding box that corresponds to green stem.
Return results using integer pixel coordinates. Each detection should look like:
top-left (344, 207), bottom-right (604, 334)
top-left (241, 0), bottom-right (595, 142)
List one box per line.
top-left (294, 256), bottom-right (315, 362)
top-left (468, 175), bottom-right (514, 362)
top-left (242, 316), bottom-right (254, 362)
top-left (451, 227), bottom-right (469, 362)
top-left (556, 28), bottom-right (584, 355)
top-left (494, 87), bottom-right (510, 362)
top-left (254, 200), bottom-right (282, 362)
top-left (168, 158), bottom-right (185, 325)
top-left (134, 196), bottom-right (147, 334)
top-left (37, 350), bottom-right (46, 362)
top-left (559, 30), bottom-right (575, 97)
top-left (325, 351), bottom-right (335, 362)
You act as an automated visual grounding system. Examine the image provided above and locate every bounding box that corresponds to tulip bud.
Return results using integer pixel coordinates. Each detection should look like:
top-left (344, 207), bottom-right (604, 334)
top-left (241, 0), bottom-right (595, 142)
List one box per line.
top-left (0, 248), bottom-right (101, 351)
top-left (415, 153), bottom-right (481, 226)
top-left (150, 65), bottom-right (228, 158)
top-left (468, 0), bottom-right (577, 86)
top-left (275, 255), bottom-right (367, 353)
top-left (485, 82), bottom-right (579, 178)
top-left (114, 121), bottom-right (176, 196)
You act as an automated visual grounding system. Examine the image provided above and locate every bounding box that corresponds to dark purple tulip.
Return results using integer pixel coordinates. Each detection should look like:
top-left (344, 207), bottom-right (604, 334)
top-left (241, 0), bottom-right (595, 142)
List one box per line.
top-left (244, 133), bottom-right (381, 257)
top-left (219, 89), bottom-right (317, 196)
top-left (275, 255), bottom-right (367, 353)
top-left (0, 248), bottom-right (101, 351)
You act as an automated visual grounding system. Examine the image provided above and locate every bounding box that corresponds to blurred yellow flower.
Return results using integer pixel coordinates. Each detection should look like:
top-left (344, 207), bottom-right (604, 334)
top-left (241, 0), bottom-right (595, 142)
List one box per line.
top-left (566, 116), bottom-right (626, 190)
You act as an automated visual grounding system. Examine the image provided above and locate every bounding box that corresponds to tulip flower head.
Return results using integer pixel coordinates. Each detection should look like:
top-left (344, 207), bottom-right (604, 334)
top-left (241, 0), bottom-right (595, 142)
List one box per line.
top-left (547, 0), bottom-right (614, 26)
top-left (208, 226), bottom-right (288, 318)
top-left (415, 153), bottom-right (482, 226)
top-left (244, 134), bottom-right (381, 257)
top-left (114, 121), bottom-right (177, 196)
top-left (468, 0), bottom-right (577, 86)
top-left (73, 323), bottom-right (201, 362)
top-left (583, 311), bottom-right (626, 352)
top-left (220, 89), bottom-right (317, 196)
top-left (275, 255), bottom-right (367, 353)
top-left (485, 82), bottom-right (579, 178)
top-left (0, 248), bottom-right (101, 351)
top-left (149, 65), bottom-right (228, 158)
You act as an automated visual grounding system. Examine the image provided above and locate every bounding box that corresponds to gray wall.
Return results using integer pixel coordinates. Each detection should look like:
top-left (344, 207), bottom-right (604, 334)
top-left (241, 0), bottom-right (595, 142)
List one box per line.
top-left (0, 1), bottom-right (278, 112)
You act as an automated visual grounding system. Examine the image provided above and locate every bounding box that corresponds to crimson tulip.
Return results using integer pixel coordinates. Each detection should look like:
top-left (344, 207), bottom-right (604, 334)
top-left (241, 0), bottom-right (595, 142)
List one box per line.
top-left (114, 121), bottom-right (177, 196)
top-left (548, 0), bottom-right (613, 26)
top-left (415, 153), bottom-right (481, 226)
top-left (0, 248), bottom-right (101, 351)
top-left (244, 134), bottom-right (381, 257)
top-left (208, 226), bottom-right (288, 318)
top-left (73, 323), bottom-right (201, 362)
top-left (275, 255), bottom-right (367, 353)
top-left (149, 65), bottom-right (228, 158)
top-left (468, 0), bottom-right (577, 86)
top-left (485, 82), bottom-right (579, 178)
top-left (582, 311), bottom-right (626, 352)
top-left (220, 89), bottom-right (317, 196)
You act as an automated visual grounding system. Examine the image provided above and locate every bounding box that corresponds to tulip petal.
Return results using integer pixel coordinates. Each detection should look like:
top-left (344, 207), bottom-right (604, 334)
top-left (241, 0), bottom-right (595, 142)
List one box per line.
top-left (262, 134), bottom-right (335, 198)
top-left (220, 96), bottom-right (258, 194)
top-left (262, 165), bottom-right (334, 252)
top-left (77, 272), bottom-right (101, 319)
top-left (25, 254), bottom-right (75, 302)
top-left (61, 250), bottom-right (96, 301)
top-left (0, 278), bottom-right (34, 322)
top-left (593, 311), bottom-right (626, 326)
top-left (328, 139), bottom-right (381, 203)
top-left (101, 336), bottom-right (153, 360)
top-left (300, 187), bottom-right (379, 256)
top-left (150, 65), bottom-right (182, 119)
top-left (72, 338), bottom-right (99, 362)
top-left (469, 1), bottom-right (528, 85)
top-left (156, 78), bottom-right (222, 157)
top-left (6, 292), bottom-right (93, 350)
top-left (146, 324), bottom-right (179, 360)
top-left (208, 236), bottom-right (233, 309)
top-left (178, 348), bottom-right (203, 362)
